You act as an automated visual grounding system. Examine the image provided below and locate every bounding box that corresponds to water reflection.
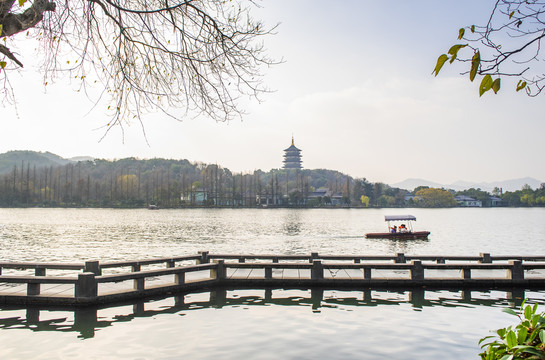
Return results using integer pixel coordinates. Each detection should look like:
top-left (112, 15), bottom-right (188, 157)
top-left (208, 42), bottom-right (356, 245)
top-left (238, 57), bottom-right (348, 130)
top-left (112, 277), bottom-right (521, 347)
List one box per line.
top-left (0, 288), bottom-right (537, 339)
top-left (282, 210), bottom-right (302, 235)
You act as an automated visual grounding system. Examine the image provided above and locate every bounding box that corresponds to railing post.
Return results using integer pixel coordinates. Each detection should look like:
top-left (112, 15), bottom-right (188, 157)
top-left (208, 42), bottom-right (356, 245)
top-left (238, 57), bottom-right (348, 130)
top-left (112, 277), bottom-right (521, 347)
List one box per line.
top-left (437, 258), bottom-right (445, 264)
top-left (27, 282), bottom-right (41, 296)
top-left (311, 260), bottom-right (324, 280)
top-left (272, 257), bottom-right (279, 263)
top-left (84, 261), bottom-right (101, 276)
top-left (462, 268), bottom-right (471, 279)
top-left (167, 259), bottom-right (175, 268)
top-left (354, 258), bottom-right (361, 264)
top-left (175, 271), bottom-right (185, 285)
top-left (508, 260), bottom-right (524, 281)
top-left (134, 277), bottom-right (145, 291)
top-left (28, 266), bottom-right (46, 296)
top-left (75, 272), bottom-right (97, 299)
top-left (310, 252), bottom-right (319, 263)
top-left (198, 251), bottom-right (209, 264)
top-left (410, 260), bottom-right (424, 281)
top-left (131, 263), bottom-right (142, 290)
top-left (211, 260), bottom-right (226, 280)
top-left (363, 267), bottom-right (371, 280)
top-left (479, 253), bottom-right (492, 264)
top-left (265, 266), bottom-right (273, 279)
top-left (238, 258), bottom-right (246, 263)
top-left (35, 266), bottom-right (46, 277)
top-left (395, 253), bottom-right (406, 264)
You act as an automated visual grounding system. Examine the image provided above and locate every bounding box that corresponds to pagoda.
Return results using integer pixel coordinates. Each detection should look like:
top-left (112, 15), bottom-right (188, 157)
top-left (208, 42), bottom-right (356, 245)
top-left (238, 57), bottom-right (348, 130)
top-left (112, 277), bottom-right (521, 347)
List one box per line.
top-left (283, 137), bottom-right (303, 169)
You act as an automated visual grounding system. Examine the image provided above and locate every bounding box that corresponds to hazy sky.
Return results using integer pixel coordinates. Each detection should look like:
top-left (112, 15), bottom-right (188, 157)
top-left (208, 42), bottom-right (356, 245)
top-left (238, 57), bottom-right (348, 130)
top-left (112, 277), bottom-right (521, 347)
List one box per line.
top-left (2, 0), bottom-right (544, 185)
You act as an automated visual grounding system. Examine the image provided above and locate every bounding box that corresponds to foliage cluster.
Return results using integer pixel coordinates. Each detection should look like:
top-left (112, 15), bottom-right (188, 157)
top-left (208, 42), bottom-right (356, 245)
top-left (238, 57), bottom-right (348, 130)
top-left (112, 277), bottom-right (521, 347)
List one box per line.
top-left (435, 0), bottom-right (545, 97)
top-left (501, 185), bottom-right (545, 207)
top-left (479, 301), bottom-right (545, 360)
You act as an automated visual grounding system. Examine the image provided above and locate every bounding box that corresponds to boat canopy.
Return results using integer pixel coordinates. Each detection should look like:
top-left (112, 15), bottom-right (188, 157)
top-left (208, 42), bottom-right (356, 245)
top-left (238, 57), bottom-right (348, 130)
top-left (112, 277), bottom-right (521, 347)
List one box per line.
top-left (384, 215), bottom-right (416, 222)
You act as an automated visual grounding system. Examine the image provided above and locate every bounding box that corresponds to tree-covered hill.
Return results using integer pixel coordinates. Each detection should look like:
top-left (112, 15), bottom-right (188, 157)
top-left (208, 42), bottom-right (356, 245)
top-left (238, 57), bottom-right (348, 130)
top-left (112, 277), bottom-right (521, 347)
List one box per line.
top-left (0, 150), bottom-right (72, 174)
top-left (0, 151), bottom-right (541, 208)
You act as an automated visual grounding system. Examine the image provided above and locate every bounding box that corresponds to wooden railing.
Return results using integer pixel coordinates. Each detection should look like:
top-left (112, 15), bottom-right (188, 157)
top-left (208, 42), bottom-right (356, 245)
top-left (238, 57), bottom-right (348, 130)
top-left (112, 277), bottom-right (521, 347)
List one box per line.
top-left (1, 252), bottom-right (545, 306)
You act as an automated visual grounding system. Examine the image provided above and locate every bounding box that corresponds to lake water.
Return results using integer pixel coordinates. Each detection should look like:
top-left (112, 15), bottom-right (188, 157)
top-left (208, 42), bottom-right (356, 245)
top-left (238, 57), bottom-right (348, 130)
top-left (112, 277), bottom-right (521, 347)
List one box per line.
top-left (1, 207), bottom-right (544, 359)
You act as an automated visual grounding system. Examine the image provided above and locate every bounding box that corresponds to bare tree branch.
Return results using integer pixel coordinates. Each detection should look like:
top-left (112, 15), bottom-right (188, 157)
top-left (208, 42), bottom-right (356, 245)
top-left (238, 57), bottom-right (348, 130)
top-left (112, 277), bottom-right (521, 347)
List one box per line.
top-left (0, 0), bottom-right (277, 129)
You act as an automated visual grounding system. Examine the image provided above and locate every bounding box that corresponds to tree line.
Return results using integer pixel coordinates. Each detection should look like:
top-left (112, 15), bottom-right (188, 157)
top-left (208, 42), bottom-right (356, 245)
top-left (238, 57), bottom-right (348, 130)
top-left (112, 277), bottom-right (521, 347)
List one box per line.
top-left (0, 157), bottom-right (543, 208)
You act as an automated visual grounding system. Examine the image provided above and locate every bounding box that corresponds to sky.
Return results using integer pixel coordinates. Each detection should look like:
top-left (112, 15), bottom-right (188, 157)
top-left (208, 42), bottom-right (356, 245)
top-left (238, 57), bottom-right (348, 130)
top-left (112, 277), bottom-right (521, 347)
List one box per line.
top-left (1, 0), bottom-right (544, 185)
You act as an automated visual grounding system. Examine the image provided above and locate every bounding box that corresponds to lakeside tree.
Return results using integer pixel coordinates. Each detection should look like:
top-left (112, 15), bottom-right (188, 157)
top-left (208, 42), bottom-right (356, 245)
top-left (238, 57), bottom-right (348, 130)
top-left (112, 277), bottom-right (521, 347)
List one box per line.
top-left (434, 0), bottom-right (545, 97)
top-left (414, 188), bottom-right (457, 208)
top-left (0, 0), bottom-right (276, 128)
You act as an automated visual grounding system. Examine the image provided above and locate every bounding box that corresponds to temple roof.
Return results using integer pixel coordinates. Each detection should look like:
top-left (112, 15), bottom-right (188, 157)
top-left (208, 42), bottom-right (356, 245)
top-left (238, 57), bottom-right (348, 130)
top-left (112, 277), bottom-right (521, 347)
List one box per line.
top-left (284, 136), bottom-right (301, 152)
top-left (284, 145), bottom-right (301, 152)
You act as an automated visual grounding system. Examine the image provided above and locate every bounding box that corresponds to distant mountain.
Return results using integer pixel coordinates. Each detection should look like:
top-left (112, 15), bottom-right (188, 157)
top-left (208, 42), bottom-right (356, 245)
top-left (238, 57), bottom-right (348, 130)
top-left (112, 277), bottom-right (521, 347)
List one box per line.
top-left (0, 150), bottom-right (75, 174)
top-left (392, 177), bottom-right (543, 192)
top-left (391, 178), bottom-right (444, 191)
top-left (68, 156), bottom-right (95, 162)
top-left (449, 177), bottom-right (543, 192)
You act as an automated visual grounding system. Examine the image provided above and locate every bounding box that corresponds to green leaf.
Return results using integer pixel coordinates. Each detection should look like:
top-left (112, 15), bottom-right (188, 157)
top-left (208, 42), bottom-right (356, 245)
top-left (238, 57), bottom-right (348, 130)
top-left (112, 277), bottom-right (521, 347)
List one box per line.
top-left (470, 51), bottom-right (480, 82)
top-left (540, 329), bottom-right (545, 344)
top-left (519, 347), bottom-right (545, 357)
top-left (503, 308), bottom-right (518, 316)
top-left (500, 355), bottom-right (513, 360)
top-left (18, 0), bottom-right (26, 6)
top-left (458, 28), bottom-right (465, 40)
top-left (479, 335), bottom-right (496, 345)
top-left (516, 80), bottom-right (527, 91)
top-left (492, 78), bottom-right (501, 94)
top-left (531, 315), bottom-right (540, 328)
top-left (517, 327), bottom-right (528, 344)
top-left (433, 54), bottom-right (449, 76)
top-left (0, 24), bottom-right (3, 37)
top-left (448, 44), bottom-right (467, 63)
top-left (506, 330), bottom-right (517, 348)
top-left (524, 305), bottom-right (533, 320)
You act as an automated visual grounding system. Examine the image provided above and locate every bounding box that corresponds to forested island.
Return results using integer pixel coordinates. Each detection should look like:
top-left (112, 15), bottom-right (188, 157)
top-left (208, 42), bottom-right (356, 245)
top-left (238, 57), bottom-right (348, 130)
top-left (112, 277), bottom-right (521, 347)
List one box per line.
top-left (0, 151), bottom-right (543, 208)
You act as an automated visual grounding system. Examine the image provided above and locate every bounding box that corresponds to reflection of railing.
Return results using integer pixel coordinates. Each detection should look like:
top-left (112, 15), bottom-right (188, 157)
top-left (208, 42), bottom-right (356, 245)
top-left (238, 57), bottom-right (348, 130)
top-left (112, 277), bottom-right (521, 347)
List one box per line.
top-left (0, 288), bottom-right (535, 338)
top-left (1, 252), bottom-right (545, 306)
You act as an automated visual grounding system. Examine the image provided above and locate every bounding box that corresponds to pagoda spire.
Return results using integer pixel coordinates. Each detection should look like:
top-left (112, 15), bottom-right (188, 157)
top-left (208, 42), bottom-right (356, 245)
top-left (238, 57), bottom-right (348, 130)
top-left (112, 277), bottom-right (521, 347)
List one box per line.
top-left (283, 136), bottom-right (302, 169)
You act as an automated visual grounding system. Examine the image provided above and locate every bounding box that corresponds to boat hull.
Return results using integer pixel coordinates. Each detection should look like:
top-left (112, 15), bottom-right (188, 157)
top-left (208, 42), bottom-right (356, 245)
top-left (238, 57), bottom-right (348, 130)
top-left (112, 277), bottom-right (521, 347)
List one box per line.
top-left (365, 231), bottom-right (430, 240)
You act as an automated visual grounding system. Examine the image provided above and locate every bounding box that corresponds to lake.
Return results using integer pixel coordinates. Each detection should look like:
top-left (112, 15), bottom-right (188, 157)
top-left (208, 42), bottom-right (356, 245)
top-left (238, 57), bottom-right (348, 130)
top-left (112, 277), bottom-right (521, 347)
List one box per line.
top-left (1, 207), bottom-right (544, 359)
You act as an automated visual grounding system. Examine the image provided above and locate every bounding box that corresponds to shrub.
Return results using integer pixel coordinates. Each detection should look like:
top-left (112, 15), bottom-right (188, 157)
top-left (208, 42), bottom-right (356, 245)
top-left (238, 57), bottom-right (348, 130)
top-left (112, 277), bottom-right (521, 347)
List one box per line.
top-left (479, 301), bottom-right (545, 359)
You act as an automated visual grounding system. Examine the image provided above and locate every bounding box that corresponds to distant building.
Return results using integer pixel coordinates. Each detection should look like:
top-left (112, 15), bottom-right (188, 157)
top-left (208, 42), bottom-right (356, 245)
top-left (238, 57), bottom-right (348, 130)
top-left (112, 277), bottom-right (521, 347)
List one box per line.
top-left (283, 137), bottom-right (303, 169)
top-left (455, 195), bottom-right (482, 207)
top-left (490, 196), bottom-right (504, 207)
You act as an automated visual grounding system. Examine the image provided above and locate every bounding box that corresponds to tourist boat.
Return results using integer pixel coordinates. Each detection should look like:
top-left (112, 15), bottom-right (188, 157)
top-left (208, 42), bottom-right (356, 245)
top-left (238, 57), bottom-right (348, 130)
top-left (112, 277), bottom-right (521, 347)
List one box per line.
top-left (365, 215), bottom-right (430, 239)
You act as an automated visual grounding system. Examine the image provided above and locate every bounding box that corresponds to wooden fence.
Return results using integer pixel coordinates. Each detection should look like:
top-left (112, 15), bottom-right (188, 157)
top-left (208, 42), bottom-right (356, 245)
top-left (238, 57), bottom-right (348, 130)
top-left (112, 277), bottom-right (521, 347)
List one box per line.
top-left (1, 252), bottom-right (545, 306)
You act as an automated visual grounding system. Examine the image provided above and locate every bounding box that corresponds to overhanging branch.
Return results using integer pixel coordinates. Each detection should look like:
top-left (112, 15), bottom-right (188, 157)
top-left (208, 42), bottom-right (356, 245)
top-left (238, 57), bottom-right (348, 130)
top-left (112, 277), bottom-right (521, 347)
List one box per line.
top-left (0, 43), bottom-right (23, 67)
top-left (1, 0), bottom-right (56, 38)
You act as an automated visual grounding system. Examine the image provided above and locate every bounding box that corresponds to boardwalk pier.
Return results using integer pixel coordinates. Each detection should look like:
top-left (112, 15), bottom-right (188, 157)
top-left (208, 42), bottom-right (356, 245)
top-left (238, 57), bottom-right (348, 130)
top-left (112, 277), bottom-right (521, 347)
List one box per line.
top-left (1, 252), bottom-right (545, 306)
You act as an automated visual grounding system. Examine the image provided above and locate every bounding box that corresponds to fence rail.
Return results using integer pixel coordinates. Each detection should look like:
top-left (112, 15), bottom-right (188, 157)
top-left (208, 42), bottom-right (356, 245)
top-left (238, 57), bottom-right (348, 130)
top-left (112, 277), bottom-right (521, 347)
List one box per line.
top-left (1, 252), bottom-right (545, 306)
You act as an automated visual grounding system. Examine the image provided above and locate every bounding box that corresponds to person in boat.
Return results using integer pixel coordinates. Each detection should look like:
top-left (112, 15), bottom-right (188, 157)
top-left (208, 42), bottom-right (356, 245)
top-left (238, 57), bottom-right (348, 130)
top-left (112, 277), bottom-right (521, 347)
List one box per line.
top-left (390, 225), bottom-right (397, 233)
top-left (399, 224), bottom-right (409, 233)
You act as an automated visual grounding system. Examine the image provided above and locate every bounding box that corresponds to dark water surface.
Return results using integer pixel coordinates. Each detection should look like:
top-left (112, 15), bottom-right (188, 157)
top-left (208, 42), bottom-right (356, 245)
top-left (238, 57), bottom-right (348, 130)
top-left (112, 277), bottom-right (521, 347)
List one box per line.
top-left (1, 208), bottom-right (544, 359)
